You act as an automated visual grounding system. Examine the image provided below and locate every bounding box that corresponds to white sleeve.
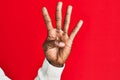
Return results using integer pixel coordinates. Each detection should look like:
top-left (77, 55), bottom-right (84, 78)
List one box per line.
top-left (0, 68), bottom-right (11, 80)
top-left (35, 58), bottom-right (65, 80)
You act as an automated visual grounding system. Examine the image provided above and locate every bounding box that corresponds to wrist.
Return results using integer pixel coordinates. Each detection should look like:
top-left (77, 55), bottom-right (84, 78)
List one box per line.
top-left (47, 59), bottom-right (64, 67)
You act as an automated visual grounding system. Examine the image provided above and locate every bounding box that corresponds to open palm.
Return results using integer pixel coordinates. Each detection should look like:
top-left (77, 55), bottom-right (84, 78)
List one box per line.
top-left (42, 2), bottom-right (83, 67)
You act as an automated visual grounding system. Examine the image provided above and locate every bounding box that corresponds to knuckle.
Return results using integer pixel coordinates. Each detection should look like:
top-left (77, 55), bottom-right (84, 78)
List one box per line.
top-left (56, 17), bottom-right (61, 21)
top-left (64, 20), bottom-right (70, 25)
top-left (56, 25), bottom-right (61, 29)
top-left (66, 12), bottom-right (70, 15)
top-left (46, 19), bottom-right (51, 23)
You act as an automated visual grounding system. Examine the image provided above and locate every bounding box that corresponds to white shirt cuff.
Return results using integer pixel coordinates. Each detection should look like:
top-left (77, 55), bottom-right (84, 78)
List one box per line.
top-left (37, 58), bottom-right (65, 80)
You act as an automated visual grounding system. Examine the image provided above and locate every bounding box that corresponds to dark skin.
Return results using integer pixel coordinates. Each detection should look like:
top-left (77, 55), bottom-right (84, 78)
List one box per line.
top-left (42, 2), bottom-right (83, 67)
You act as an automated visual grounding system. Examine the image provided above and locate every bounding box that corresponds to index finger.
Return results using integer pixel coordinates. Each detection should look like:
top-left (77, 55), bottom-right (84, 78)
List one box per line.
top-left (42, 7), bottom-right (53, 30)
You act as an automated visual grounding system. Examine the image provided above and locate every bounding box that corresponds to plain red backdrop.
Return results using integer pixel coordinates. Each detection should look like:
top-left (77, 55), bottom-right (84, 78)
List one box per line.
top-left (0, 0), bottom-right (120, 80)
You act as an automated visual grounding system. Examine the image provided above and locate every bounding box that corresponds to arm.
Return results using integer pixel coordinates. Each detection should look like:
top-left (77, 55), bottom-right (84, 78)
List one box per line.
top-left (35, 1), bottom-right (83, 80)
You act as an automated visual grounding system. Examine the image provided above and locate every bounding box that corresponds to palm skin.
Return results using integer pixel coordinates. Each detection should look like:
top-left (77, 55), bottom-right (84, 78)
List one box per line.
top-left (42, 2), bottom-right (83, 67)
top-left (43, 29), bottom-right (72, 67)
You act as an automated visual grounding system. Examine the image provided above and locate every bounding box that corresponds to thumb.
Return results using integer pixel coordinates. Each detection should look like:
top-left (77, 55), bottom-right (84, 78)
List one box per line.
top-left (55, 41), bottom-right (65, 47)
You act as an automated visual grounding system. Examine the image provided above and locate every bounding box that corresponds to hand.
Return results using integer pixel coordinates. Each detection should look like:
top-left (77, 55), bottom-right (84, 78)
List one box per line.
top-left (42, 2), bottom-right (83, 67)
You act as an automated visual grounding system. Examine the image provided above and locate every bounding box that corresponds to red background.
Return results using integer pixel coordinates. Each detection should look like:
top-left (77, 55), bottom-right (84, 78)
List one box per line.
top-left (0, 0), bottom-right (120, 80)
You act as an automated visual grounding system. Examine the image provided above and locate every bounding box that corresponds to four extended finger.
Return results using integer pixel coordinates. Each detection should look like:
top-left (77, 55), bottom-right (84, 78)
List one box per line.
top-left (70, 20), bottom-right (83, 41)
top-left (56, 2), bottom-right (63, 30)
top-left (64, 5), bottom-right (72, 33)
top-left (42, 7), bottom-right (53, 30)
